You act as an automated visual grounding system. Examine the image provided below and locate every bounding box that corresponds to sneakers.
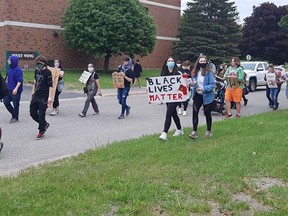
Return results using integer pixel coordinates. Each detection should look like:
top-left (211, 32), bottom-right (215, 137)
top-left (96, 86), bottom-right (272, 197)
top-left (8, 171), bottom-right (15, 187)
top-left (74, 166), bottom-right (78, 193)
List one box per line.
top-left (225, 113), bottom-right (232, 119)
top-left (36, 123), bottom-right (50, 140)
top-left (0, 142), bottom-right (3, 154)
top-left (189, 131), bottom-right (198, 139)
top-left (50, 108), bottom-right (59, 116)
top-left (183, 111), bottom-right (187, 116)
top-left (178, 108), bottom-right (183, 115)
top-left (244, 99), bottom-right (248, 106)
top-left (173, 129), bottom-right (184, 137)
top-left (36, 132), bottom-right (45, 140)
top-left (235, 114), bottom-right (241, 118)
top-left (126, 106), bottom-right (131, 116)
top-left (118, 115), bottom-right (125, 119)
top-left (79, 113), bottom-right (85, 117)
top-left (159, 132), bottom-right (168, 141)
top-left (9, 118), bottom-right (18, 123)
top-left (93, 111), bottom-right (99, 115)
top-left (205, 131), bottom-right (212, 138)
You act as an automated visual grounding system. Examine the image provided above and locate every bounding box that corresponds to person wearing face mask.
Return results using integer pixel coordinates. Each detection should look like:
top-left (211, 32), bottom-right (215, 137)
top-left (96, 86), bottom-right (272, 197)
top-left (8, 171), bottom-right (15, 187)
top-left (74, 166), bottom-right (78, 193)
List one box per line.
top-left (189, 55), bottom-right (216, 139)
top-left (159, 57), bottom-right (184, 141)
top-left (224, 57), bottom-right (244, 118)
top-left (178, 60), bottom-right (192, 116)
top-left (116, 57), bottom-right (134, 119)
top-left (30, 56), bottom-right (53, 140)
top-left (50, 59), bottom-right (64, 116)
top-left (79, 63), bottom-right (102, 117)
top-left (3, 56), bottom-right (23, 123)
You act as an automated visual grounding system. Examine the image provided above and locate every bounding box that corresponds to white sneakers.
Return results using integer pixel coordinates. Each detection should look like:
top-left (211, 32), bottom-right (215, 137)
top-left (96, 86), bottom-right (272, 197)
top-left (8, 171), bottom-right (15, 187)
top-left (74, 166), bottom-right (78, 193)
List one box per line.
top-left (159, 132), bottom-right (168, 141)
top-left (50, 108), bottom-right (59, 116)
top-left (159, 129), bottom-right (184, 141)
top-left (173, 129), bottom-right (184, 137)
top-left (178, 107), bottom-right (183, 115)
top-left (183, 111), bottom-right (187, 116)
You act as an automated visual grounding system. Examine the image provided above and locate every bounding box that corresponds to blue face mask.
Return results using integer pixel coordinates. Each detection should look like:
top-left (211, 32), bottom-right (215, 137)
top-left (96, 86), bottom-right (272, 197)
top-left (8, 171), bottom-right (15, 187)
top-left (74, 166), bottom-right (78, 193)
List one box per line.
top-left (167, 62), bottom-right (175, 69)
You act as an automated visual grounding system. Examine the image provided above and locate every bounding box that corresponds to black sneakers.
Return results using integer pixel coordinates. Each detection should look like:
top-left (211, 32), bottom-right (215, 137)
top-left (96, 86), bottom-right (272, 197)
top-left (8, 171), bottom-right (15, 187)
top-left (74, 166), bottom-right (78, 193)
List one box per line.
top-left (126, 106), bottom-right (131, 116)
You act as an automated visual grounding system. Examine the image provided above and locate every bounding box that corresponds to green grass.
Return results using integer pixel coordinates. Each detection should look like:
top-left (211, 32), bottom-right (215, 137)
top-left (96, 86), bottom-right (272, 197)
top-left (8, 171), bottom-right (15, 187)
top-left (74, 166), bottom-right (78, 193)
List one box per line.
top-left (23, 69), bottom-right (160, 90)
top-left (0, 111), bottom-right (288, 215)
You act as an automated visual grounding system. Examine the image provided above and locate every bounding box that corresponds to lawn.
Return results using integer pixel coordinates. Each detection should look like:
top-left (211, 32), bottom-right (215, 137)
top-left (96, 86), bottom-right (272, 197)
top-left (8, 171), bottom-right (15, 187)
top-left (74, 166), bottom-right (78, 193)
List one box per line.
top-left (0, 110), bottom-right (287, 215)
top-left (23, 69), bottom-right (161, 90)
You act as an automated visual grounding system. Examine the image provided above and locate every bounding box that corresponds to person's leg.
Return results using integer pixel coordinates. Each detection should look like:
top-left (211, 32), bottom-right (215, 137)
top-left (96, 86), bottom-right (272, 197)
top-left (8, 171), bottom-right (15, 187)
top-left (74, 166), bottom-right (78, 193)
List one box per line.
top-left (11, 91), bottom-right (21, 120)
top-left (124, 87), bottom-right (131, 116)
top-left (164, 103), bottom-right (174, 133)
top-left (81, 93), bottom-right (94, 116)
top-left (53, 89), bottom-right (61, 109)
top-left (171, 103), bottom-right (182, 130)
top-left (192, 93), bottom-right (203, 131)
top-left (270, 88), bottom-right (276, 108)
top-left (183, 100), bottom-right (189, 111)
top-left (266, 87), bottom-right (272, 106)
top-left (276, 86), bottom-right (281, 108)
top-left (137, 77), bottom-right (141, 88)
top-left (225, 88), bottom-right (232, 116)
top-left (38, 100), bottom-right (48, 132)
top-left (204, 101), bottom-right (214, 132)
top-left (234, 87), bottom-right (242, 116)
top-left (30, 99), bottom-right (40, 124)
top-left (3, 93), bottom-right (14, 117)
top-left (90, 90), bottom-right (99, 113)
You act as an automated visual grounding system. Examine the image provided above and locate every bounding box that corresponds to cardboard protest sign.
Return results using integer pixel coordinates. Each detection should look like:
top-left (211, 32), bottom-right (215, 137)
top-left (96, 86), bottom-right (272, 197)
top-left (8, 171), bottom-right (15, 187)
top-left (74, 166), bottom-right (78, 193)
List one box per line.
top-left (112, 72), bottom-right (124, 88)
top-left (30, 67), bottom-right (60, 107)
top-left (266, 73), bottom-right (277, 88)
top-left (146, 75), bottom-right (189, 104)
top-left (79, 71), bottom-right (91, 84)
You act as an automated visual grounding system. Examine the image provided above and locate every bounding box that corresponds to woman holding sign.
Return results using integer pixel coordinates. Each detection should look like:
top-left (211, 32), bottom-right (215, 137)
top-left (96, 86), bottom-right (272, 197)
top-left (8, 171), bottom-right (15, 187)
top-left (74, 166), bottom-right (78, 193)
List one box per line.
top-left (159, 57), bottom-right (184, 141)
top-left (189, 55), bottom-right (215, 139)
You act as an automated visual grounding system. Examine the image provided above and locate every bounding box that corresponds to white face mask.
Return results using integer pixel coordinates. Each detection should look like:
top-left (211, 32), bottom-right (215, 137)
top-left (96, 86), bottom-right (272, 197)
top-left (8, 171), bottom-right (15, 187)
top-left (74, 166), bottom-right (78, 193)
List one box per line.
top-left (177, 64), bottom-right (181, 68)
top-left (88, 67), bottom-right (94, 72)
top-left (54, 62), bottom-right (60, 68)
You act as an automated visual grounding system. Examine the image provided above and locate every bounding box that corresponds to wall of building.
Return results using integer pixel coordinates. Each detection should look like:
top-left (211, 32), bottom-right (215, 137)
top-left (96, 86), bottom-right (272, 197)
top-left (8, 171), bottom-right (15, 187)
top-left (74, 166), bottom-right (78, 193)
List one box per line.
top-left (0, 0), bottom-right (180, 70)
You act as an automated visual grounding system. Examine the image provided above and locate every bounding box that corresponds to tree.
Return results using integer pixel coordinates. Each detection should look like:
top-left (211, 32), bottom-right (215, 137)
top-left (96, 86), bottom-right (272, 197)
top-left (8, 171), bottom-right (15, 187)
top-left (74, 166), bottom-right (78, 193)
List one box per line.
top-left (279, 14), bottom-right (288, 28)
top-left (239, 3), bottom-right (288, 65)
top-left (173, 0), bottom-right (241, 65)
top-left (63, 0), bottom-right (156, 72)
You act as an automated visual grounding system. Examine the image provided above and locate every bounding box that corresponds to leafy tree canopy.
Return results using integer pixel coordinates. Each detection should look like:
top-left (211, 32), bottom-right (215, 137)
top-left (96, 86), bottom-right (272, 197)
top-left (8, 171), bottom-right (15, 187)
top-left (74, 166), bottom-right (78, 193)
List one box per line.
top-left (279, 14), bottom-right (288, 28)
top-left (63, 0), bottom-right (157, 71)
top-left (239, 3), bottom-right (288, 65)
top-left (173, 0), bottom-right (241, 65)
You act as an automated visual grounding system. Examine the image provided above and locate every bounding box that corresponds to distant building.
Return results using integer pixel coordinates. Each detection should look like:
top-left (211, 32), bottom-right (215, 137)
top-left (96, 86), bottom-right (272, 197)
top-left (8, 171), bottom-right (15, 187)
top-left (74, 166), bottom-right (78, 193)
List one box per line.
top-left (0, 0), bottom-right (180, 70)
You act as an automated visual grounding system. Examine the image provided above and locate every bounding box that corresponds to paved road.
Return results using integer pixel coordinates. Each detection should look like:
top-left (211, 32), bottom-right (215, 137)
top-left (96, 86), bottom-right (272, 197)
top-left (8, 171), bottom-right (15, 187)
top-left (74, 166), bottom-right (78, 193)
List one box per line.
top-left (0, 86), bottom-right (287, 176)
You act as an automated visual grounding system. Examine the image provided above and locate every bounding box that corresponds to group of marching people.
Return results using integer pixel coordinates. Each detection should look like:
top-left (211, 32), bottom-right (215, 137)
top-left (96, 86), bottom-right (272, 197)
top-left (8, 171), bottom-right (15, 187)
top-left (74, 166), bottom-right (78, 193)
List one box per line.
top-left (158, 55), bottom-right (288, 141)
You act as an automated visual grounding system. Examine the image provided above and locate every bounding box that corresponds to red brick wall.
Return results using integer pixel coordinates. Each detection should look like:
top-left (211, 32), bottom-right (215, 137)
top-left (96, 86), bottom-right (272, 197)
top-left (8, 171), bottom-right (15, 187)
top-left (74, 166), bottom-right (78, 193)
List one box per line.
top-left (0, 0), bottom-right (180, 70)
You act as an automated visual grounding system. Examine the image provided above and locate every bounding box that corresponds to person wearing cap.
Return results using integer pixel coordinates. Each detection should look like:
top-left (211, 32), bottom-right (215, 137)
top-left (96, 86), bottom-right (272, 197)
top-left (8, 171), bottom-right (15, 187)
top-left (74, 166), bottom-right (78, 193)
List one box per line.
top-left (117, 57), bottom-right (134, 119)
top-left (178, 60), bottom-right (192, 116)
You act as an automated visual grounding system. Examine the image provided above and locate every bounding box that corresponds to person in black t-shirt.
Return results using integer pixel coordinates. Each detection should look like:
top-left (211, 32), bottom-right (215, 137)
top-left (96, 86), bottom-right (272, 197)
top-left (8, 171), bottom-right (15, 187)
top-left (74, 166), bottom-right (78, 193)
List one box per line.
top-left (30, 56), bottom-right (53, 140)
top-left (79, 63), bottom-right (102, 117)
top-left (117, 57), bottom-right (134, 119)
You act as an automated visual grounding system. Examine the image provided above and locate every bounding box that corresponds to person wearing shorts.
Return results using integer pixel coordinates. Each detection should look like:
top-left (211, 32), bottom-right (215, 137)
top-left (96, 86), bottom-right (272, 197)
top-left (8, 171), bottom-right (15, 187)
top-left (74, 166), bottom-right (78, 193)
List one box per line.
top-left (224, 57), bottom-right (244, 118)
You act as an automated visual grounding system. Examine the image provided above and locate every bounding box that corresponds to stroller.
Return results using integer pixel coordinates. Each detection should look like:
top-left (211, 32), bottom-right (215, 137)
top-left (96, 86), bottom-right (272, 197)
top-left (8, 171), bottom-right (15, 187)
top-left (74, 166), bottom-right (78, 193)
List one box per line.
top-left (212, 80), bottom-right (226, 115)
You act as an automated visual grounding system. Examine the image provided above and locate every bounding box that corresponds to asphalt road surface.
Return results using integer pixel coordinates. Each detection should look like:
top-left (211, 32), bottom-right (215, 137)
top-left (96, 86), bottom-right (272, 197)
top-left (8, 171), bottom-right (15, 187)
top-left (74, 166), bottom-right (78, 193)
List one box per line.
top-left (0, 86), bottom-right (287, 176)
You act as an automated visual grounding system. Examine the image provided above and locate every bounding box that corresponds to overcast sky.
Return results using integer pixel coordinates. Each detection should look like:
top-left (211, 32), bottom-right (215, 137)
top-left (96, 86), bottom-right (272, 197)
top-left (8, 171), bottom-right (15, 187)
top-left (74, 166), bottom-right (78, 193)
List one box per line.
top-left (181, 0), bottom-right (288, 23)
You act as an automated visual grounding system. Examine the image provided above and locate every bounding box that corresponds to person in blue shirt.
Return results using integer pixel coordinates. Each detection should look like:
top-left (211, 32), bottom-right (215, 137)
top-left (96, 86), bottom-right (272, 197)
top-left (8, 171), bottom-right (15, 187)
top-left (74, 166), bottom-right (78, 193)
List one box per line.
top-left (3, 56), bottom-right (23, 123)
top-left (190, 54), bottom-right (216, 139)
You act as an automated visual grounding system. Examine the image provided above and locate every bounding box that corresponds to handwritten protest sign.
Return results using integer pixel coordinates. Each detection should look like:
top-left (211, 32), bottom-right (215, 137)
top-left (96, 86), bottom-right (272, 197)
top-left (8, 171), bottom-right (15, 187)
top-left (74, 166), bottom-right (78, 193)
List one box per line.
top-left (266, 73), bottom-right (277, 88)
top-left (112, 72), bottom-right (124, 88)
top-left (79, 71), bottom-right (91, 84)
top-left (146, 75), bottom-right (189, 104)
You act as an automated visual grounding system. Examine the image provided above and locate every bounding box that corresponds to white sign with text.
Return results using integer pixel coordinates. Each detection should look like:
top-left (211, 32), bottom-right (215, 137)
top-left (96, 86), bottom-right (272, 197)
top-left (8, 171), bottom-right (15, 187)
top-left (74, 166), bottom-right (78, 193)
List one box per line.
top-left (146, 75), bottom-right (189, 104)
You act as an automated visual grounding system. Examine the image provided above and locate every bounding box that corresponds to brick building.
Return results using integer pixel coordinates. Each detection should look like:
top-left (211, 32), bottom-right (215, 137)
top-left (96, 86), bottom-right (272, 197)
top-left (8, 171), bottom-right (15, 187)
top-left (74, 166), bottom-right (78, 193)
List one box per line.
top-left (0, 0), bottom-right (180, 70)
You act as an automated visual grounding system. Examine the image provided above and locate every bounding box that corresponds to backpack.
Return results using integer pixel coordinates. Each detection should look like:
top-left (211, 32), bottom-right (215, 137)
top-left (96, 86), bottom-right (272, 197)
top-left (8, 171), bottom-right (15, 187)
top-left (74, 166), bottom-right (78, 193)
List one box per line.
top-left (0, 72), bottom-right (9, 100)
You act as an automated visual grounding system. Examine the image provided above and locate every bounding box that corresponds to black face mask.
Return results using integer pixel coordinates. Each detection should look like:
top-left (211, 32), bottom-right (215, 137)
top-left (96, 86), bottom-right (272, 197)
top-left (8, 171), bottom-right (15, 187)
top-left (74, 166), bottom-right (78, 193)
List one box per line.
top-left (36, 62), bottom-right (45, 71)
top-left (198, 63), bottom-right (207, 68)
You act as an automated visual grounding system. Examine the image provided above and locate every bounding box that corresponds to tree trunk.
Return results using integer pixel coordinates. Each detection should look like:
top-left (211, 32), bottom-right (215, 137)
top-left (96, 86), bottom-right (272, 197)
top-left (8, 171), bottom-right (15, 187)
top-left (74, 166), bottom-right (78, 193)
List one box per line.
top-left (103, 53), bottom-right (111, 73)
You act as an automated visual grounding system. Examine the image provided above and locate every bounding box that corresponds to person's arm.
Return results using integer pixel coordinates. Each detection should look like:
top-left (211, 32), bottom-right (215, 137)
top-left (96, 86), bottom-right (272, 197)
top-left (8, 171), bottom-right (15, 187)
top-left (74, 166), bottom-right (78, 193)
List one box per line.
top-left (46, 70), bottom-right (53, 105)
top-left (96, 79), bottom-right (102, 96)
top-left (203, 72), bottom-right (216, 92)
top-left (12, 69), bottom-right (23, 95)
top-left (237, 67), bottom-right (244, 83)
top-left (124, 70), bottom-right (133, 83)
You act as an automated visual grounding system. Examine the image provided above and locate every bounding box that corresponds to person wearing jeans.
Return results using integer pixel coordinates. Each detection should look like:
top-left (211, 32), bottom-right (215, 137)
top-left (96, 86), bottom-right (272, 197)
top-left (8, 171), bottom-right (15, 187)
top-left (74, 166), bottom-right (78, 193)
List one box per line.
top-left (116, 57), bottom-right (134, 119)
top-left (3, 56), bottom-right (23, 123)
top-left (189, 54), bottom-right (215, 139)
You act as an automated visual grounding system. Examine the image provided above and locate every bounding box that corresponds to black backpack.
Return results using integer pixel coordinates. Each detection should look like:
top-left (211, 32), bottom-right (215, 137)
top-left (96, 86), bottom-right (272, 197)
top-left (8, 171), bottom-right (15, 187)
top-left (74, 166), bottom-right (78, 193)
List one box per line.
top-left (0, 72), bottom-right (9, 100)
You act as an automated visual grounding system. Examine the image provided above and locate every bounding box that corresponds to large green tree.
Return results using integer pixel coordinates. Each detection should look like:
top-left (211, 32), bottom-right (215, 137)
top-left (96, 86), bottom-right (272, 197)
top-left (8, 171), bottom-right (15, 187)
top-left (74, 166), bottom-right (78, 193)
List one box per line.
top-left (173, 0), bottom-right (241, 65)
top-left (239, 3), bottom-right (288, 65)
top-left (279, 14), bottom-right (288, 28)
top-left (63, 0), bottom-right (156, 72)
